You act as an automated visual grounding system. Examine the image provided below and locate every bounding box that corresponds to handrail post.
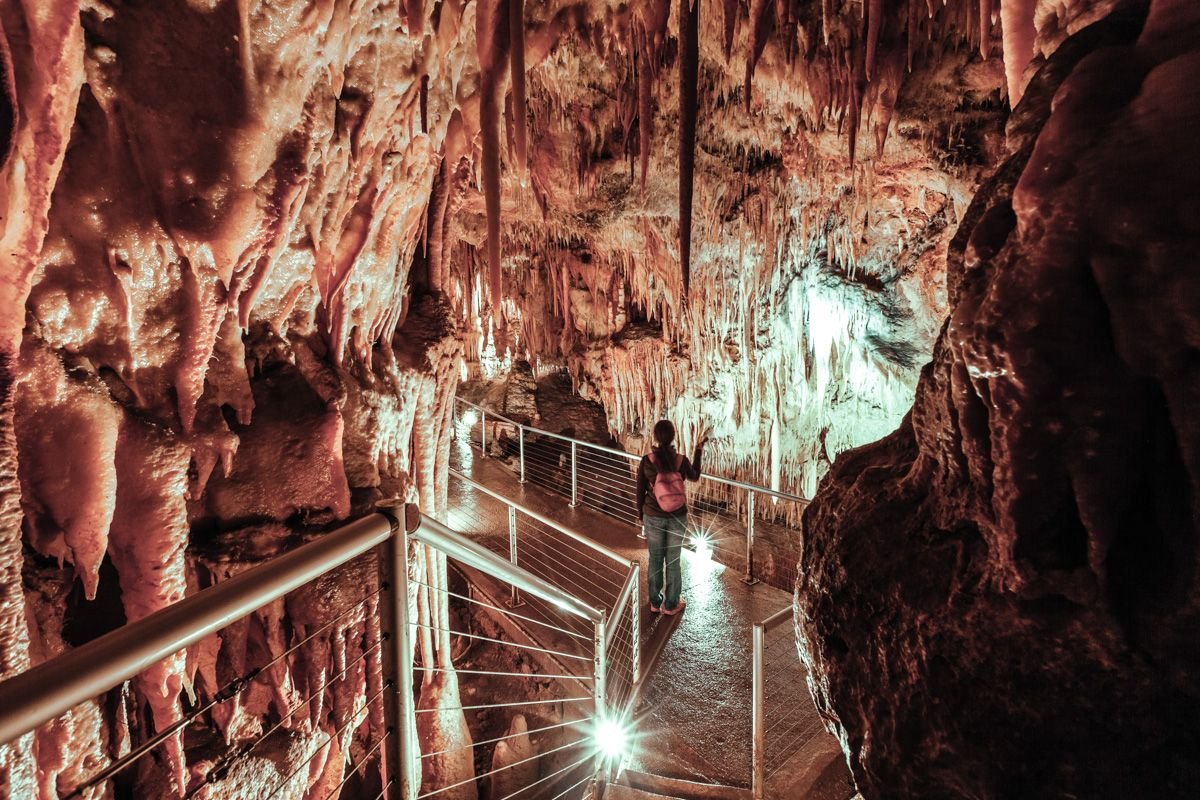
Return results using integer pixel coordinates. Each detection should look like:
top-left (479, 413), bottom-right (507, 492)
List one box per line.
top-left (569, 441), bottom-right (578, 507)
top-left (379, 511), bottom-right (415, 800)
top-left (518, 425), bottom-right (526, 483)
top-left (507, 505), bottom-right (521, 607)
top-left (480, 408), bottom-right (487, 457)
top-left (630, 565), bottom-right (641, 690)
top-left (742, 489), bottom-right (759, 585)
top-left (752, 621), bottom-right (765, 800)
top-left (593, 612), bottom-right (607, 747)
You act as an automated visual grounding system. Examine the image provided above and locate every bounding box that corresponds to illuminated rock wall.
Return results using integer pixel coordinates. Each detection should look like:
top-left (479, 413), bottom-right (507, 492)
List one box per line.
top-left (0, 1), bottom-right (467, 796)
top-left (450, 1), bottom-right (1019, 499)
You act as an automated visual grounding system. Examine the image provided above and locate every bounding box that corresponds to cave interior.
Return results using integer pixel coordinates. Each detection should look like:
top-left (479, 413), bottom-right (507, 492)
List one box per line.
top-left (0, 0), bottom-right (1196, 799)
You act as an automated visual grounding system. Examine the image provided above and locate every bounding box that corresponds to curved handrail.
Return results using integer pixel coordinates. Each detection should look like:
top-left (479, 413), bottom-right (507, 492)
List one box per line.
top-left (455, 396), bottom-right (809, 503)
top-left (0, 511), bottom-right (408, 747)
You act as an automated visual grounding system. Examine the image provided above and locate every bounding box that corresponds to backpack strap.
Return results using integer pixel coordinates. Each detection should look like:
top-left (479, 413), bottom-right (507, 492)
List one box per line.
top-left (647, 452), bottom-right (683, 475)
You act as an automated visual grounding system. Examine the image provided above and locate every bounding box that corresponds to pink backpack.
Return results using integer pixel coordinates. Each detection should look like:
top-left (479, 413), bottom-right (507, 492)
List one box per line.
top-left (649, 453), bottom-right (687, 512)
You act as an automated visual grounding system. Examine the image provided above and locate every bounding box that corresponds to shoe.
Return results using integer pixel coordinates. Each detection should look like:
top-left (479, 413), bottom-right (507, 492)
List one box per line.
top-left (661, 599), bottom-right (686, 616)
top-left (649, 603), bottom-right (661, 613)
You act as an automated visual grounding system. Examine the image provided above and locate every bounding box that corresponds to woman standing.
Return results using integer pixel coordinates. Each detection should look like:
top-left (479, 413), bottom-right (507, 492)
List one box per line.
top-left (636, 419), bottom-right (706, 615)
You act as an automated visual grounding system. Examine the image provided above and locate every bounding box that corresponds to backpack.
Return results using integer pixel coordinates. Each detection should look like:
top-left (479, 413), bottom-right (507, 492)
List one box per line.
top-left (648, 453), bottom-right (687, 512)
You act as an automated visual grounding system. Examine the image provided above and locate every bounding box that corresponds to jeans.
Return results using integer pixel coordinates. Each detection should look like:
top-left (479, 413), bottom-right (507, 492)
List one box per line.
top-left (644, 514), bottom-right (687, 610)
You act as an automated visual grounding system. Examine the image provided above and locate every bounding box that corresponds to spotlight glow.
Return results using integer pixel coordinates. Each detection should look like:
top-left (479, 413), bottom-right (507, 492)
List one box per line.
top-left (594, 717), bottom-right (630, 759)
top-left (460, 408), bottom-right (479, 428)
top-left (689, 532), bottom-right (713, 562)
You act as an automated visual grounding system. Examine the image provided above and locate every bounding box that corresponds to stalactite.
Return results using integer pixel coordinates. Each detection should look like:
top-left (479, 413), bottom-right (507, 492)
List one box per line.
top-left (477, 0), bottom-right (511, 312)
top-left (745, 0), bottom-right (775, 111)
top-left (679, 0), bottom-right (700, 297)
top-left (722, 0), bottom-right (738, 61)
top-left (406, 0), bottom-right (424, 34)
top-left (0, 2), bottom-right (84, 791)
top-left (509, 0), bottom-right (528, 181)
top-left (908, 0), bottom-right (919, 70)
top-left (1001, 0), bottom-right (1037, 104)
top-left (866, 0), bottom-right (882, 79)
top-left (979, 0), bottom-right (991, 57)
top-left (635, 0), bottom-right (672, 196)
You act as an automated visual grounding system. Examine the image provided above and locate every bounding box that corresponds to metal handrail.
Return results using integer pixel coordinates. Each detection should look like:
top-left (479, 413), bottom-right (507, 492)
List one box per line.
top-left (0, 502), bottom-right (616, 800)
top-left (450, 468), bottom-right (628, 567)
top-left (455, 397), bottom-right (808, 503)
top-left (0, 509), bottom-right (412, 747)
top-left (415, 514), bottom-right (605, 623)
top-left (605, 564), bottom-right (639, 644)
top-left (448, 468), bottom-right (643, 731)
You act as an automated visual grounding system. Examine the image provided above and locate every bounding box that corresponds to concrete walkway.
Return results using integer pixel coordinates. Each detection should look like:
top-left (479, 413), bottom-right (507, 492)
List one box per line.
top-left (446, 441), bottom-right (848, 797)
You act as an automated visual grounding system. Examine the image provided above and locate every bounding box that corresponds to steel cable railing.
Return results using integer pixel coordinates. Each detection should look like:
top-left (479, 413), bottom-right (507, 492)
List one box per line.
top-left (453, 397), bottom-right (807, 588)
top-left (0, 504), bottom-right (632, 800)
top-left (0, 512), bottom-right (408, 800)
top-left (751, 607), bottom-right (828, 799)
top-left (446, 469), bottom-right (641, 730)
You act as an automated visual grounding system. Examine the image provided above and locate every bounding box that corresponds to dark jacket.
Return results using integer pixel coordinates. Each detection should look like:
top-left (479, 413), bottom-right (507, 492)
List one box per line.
top-left (636, 442), bottom-right (704, 519)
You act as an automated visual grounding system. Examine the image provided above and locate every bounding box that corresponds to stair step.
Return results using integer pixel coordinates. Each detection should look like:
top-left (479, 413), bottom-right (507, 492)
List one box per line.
top-left (618, 769), bottom-right (751, 800)
top-left (605, 783), bottom-right (685, 800)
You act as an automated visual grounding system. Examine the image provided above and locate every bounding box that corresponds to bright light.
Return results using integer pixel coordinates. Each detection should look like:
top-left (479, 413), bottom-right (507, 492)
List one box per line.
top-left (460, 408), bottom-right (479, 428)
top-left (689, 532), bottom-right (713, 562)
top-left (594, 717), bottom-right (630, 760)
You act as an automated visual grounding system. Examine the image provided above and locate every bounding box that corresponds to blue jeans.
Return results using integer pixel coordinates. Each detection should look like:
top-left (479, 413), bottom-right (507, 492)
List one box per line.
top-left (644, 514), bottom-right (687, 610)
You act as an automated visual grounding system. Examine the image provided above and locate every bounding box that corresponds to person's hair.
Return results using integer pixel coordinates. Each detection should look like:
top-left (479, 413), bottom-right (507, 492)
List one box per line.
top-left (652, 419), bottom-right (676, 461)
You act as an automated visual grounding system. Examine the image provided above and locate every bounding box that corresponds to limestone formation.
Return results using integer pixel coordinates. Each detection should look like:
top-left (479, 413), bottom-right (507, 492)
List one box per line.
top-left (798, 2), bottom-right (1200, 796)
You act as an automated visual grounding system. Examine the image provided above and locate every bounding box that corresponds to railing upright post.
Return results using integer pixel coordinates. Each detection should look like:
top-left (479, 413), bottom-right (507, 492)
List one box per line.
top-left (743, 489), bottom-right (759, 585)
top-left (752, 621), bottom-right (765, 800)
top-left (480, 408), bottom-right (487, 457)
top-left (379, 512), bottom-right (416, 800)
top-left (593, 613), bottom-right (607, 726)
top-left (630, 565), bottom-right (641, 690)
top-left (569, 441), bottom-right (578, 507)
top-left (507, 505), bottom-right (521, 607)
top-left (518, 425), bottom-right (526, 483)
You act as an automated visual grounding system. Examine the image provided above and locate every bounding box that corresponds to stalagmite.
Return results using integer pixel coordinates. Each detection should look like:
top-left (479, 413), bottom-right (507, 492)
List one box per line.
top-left (486, 715), bottom-right (536, 799)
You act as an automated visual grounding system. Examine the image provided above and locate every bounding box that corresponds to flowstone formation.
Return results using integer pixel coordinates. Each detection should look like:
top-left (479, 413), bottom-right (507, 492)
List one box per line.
top-left (798, 0), bottom-right (1200, 796)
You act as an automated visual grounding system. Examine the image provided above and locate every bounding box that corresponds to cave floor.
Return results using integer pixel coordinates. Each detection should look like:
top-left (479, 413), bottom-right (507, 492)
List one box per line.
top-left (446, 444), bottom-right (851, 798)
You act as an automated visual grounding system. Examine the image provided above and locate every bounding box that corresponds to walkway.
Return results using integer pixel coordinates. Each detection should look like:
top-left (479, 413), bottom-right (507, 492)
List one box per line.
top-left (447, 436), bottom-right (847, 797)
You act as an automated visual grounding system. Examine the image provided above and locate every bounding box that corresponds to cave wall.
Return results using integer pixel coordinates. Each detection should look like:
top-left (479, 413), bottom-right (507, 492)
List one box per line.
top-left (0, 1), bottom-right (471, 796)
top-left (797, 0), bottom-right (1200, 796)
